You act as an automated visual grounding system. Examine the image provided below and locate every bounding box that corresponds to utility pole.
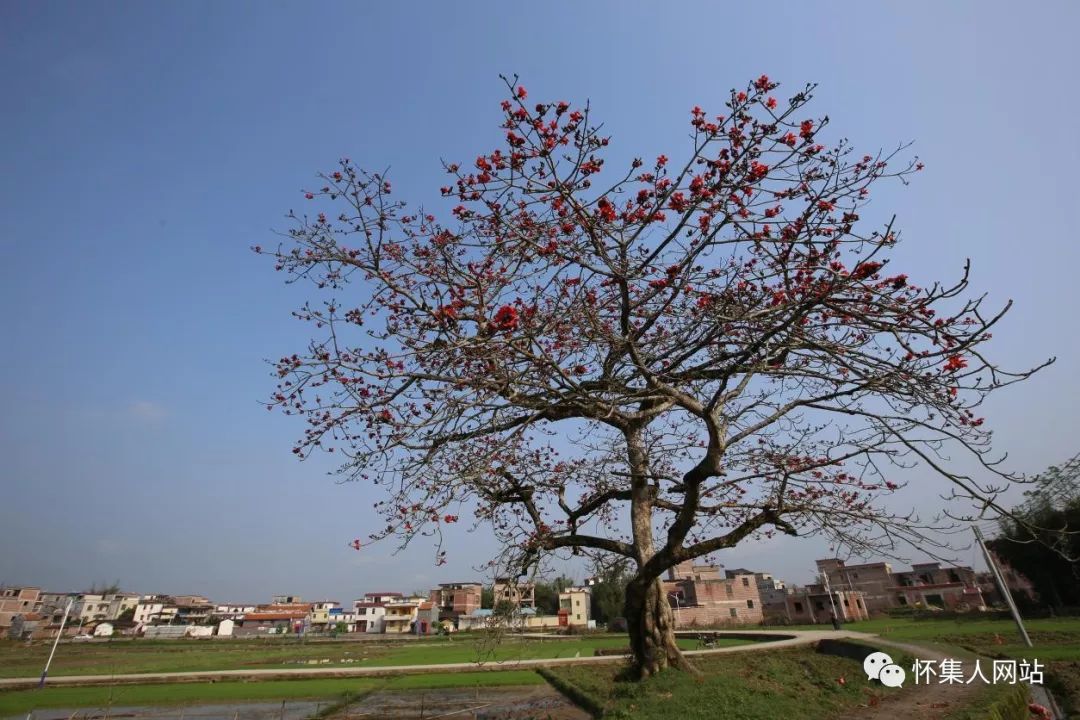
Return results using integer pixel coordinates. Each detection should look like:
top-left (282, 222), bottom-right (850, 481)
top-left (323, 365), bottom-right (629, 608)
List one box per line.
top-left (821, 571), bottom-right (841, 628)
top-left (973, 525), bottom-right (1033, 648)
top-left (668, 592), bottom-right (682, 627)
top-left (40, 597), bottom-right (73, 688)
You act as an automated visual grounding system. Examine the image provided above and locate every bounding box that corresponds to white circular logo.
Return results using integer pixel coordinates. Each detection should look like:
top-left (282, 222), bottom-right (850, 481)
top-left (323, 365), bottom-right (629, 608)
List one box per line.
top-left (863, 651), bottom-right (894, 680)
top-left (879, 663), bottom-right (906, 688)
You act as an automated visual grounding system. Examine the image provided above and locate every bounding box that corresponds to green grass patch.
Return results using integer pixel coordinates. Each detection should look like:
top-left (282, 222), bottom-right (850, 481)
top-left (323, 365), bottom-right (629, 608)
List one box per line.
top-left (0, 635), bottom-right (721, 679)
top-left (0, 678), bottom-right (378, 714)
top-left (544, 647), bottom-right (898, 720)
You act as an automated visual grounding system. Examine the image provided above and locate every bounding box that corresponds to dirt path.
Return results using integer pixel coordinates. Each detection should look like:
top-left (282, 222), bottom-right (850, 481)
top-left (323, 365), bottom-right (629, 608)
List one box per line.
top-left (840, 639), bottom-right (995, 720)
top-left (330, 686), bottom-right (590, 720)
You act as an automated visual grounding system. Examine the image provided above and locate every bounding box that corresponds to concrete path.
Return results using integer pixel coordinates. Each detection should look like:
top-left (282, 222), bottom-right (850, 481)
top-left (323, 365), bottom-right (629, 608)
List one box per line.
top-left (0, 630), bottom-right (879, 690)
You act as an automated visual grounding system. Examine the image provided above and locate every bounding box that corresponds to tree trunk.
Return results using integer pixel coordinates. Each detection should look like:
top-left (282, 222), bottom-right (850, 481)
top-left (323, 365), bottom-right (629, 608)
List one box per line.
top-left (624, 574), bottom-right (695, 678)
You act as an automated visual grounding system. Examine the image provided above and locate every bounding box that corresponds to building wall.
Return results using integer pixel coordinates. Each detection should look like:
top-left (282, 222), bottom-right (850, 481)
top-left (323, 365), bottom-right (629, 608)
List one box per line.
top-left (430, 583), bottom-right (483, 618)
top-left (816, 558), bottom-right (990, 615)
top-left (493, 580), bottom-right (535, 608)
top-left (106, 594), bottom-right (140, 620)
top-left (664, 574), bottom-right (763, 626)
top-left (668, 562), bottom-right (723, 581)
top-left (353, 604), bottom-right (387, 633)
top-left (0, 587), bottom-right (41, 629)
top-left (558, 588), bottom-right (591, 626)
top-left (134, 601), bottom-right (178, 625)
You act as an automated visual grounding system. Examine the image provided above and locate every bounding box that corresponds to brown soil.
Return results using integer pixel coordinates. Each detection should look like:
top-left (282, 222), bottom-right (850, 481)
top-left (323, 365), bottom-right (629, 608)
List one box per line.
top-left (838, 640), bottom-right (992, 719)
top-left (332, 685), bottom-right (590, 720)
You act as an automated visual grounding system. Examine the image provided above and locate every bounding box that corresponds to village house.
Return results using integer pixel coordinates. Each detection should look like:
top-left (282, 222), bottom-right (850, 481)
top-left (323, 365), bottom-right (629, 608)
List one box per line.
top-left (492, 578), bottom-right (535, 608)
top-left (558, 586), bottom-right (592, 627)
top-left (381, 596), bottom-right (431, 634)
top-left (307, 600), bottom-right (341, 629)
top-left (133, 596), bottom-right (179, 626)
top-left (235, 602), bottom-right (310, 636)
top-left (662, 561), bottom-right (764, 627)
top-left (0, 586), bottom-right (41, 631)
top-left (352, 601), bottom-right (388, 633)
top-left (430, 582), bottom-right (483, 622)
top-left (214, 603), bottom-right (257, 620)
top-left (816, 558), bottom-right (987, 614)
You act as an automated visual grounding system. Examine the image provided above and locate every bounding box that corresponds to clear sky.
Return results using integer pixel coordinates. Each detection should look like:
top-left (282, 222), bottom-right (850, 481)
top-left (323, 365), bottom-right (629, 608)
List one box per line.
top-left (2, 1), bottom-right (1077, 604)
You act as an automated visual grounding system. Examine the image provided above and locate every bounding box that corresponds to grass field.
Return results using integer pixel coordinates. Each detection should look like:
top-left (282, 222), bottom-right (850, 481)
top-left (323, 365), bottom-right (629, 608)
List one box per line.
top-left (0, 670), bottom-right (546, 714)
top-left (786, 615), bottom-right (1080, 716)
top-left (2, 618), bottom-right (1076, 717)
top-left (545, 646), bottom-right (902, 720)
top-left (0, 634), bottom-right (728, 679)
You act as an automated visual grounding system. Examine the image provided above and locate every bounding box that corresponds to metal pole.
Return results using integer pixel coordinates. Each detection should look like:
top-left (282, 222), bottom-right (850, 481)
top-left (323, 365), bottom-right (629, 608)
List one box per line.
top-left (40, 598), bottom-right (73, 688)
top-left (973, 525), bottom-right (1033, 647)
top-left (822, 571), bottom-right (841, 627)
top-left (668, 592), bottom-right (681, 627)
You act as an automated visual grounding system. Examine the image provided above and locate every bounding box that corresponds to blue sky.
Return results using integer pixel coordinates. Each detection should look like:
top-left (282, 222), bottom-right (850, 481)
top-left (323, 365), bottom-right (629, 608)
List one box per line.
top-left (1, 1), bottom-right (1077, 603)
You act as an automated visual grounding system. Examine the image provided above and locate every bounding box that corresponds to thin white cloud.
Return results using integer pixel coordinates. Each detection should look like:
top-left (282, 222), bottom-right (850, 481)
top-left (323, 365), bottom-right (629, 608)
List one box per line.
top-left (127, 400), bottom-right (167, 423)
top-left (95, 538), bottom-right (121, 556)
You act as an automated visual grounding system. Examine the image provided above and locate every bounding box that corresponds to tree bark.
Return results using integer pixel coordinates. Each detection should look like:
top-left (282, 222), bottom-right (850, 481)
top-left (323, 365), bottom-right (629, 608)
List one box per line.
top-left (624, 574), bottom-right (695, 678)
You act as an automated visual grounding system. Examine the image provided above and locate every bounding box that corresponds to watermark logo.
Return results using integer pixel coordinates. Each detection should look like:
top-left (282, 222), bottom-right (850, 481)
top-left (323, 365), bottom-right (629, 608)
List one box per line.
top-left (863, 651), bottom-right (906, 687)
top-left (911, 658), bottom-right (1043, 686)
top-left (865, 654), bottom-right (1044, 687)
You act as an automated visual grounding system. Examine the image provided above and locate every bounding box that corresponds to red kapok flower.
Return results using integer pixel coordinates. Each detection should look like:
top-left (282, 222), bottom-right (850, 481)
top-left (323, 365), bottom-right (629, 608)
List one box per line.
top-left (943, 355), bottom-right (968, 373)
top-left (492, 305), bottom-right (519, 331)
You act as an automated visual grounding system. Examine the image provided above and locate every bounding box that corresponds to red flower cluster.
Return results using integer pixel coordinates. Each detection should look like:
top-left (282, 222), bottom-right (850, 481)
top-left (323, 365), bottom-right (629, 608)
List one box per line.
top-left (943, 355), bottom-right (968, 373)
top-left (596, 197), bottom-right (617, 222)
top-left (492, 305), bottom-right (520, 331)
top-left (850, 261), bottom-right (882, 279)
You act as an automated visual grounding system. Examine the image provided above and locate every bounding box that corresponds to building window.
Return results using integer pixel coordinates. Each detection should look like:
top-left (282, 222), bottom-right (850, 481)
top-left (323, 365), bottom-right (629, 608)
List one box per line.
top-left (729, 608), bottom-right (737, 618)
top-left (726, 585), bottom-right (734, 597)
top-left (746, 600), bottom-right (754, 609)
top-left (815, 601), bottom-right (825, 611)
top-left (856, 599), bottom-right (862, 608)
top-left (843, 599), bottom-right (850, 607)
top-left (793, 602), bottom-right (804, 612)
top-left (742, 577), bottom-right (749, 587)
top-left (897, 595), bottom-right (908, 606)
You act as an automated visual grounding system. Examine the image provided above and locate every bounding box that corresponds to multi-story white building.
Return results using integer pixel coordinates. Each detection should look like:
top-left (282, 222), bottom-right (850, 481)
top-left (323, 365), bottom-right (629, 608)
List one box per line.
top-left (558, 586), bottom-right (592, 627)
top-left (382, 597), bottom-right (432, 634)
top-left (105, 593), bottom-right (140, 620)
top-left (133, 596), bottom-right (179, 626)
top-left (308, 601), bottom-right (341, 628)
top-left (352, 601), bottom-right (387, 633)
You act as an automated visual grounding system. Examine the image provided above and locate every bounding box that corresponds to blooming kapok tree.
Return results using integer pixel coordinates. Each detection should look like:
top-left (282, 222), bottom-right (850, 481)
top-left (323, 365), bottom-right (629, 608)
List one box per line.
top-left (260, 76), bottom-right (1049, 676)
